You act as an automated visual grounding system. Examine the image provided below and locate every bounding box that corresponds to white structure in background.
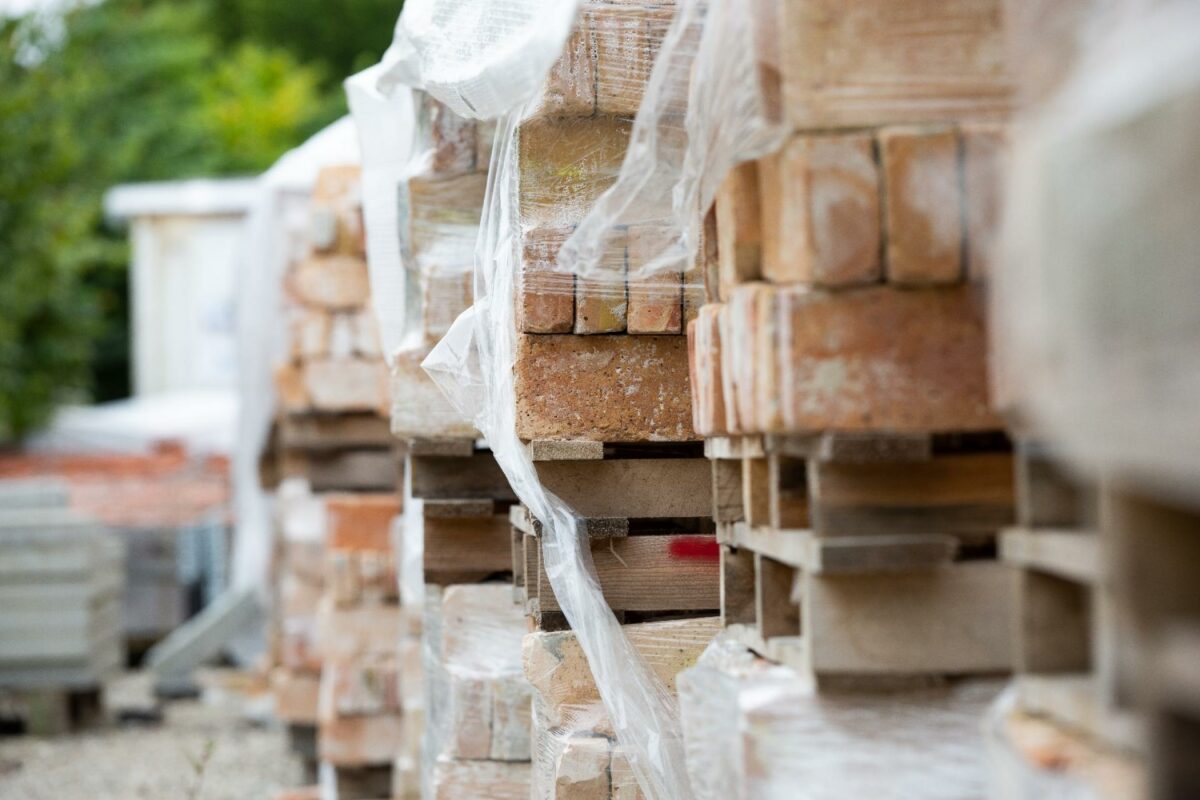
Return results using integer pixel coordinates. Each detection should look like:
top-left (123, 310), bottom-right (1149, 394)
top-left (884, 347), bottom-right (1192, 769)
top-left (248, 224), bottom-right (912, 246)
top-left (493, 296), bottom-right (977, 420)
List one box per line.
top-left (105, 179), bottom-right (258, 396)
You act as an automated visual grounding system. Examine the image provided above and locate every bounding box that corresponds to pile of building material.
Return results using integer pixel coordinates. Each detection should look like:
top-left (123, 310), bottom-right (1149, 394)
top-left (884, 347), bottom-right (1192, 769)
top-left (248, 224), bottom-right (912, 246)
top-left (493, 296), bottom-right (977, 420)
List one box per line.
top-left (266, 165), bottom-right (398, 495)
top-left (282, 0), bottom-right (1200, 797)
top-left (984, 1), bottom-right (1200, 796)
top-left (0, 479), bottom-right (123, 734)
top-left (675, 1), bottom-right (1018, 793)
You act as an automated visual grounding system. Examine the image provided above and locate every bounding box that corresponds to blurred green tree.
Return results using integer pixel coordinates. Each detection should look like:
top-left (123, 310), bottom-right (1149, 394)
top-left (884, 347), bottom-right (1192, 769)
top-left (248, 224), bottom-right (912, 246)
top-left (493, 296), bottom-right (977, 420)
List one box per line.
top-left (0, 0), bottom-right (372, 440)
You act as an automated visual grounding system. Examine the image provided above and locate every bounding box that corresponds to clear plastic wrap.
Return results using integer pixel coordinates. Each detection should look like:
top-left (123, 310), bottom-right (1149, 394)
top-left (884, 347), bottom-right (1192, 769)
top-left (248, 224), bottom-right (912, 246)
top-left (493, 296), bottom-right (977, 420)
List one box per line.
top-left (678, 635), bottom-right (1006, 799)
top-left (364, 3), bottom-right (741, 797)
top-left (421, 584), bottom-right (533, 798)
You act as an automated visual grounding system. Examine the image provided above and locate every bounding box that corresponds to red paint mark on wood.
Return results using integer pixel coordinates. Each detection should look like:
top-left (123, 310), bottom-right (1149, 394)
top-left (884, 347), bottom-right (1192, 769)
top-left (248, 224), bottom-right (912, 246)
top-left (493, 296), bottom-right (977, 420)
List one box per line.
top-left (667, 536), bottom-right (720, 562)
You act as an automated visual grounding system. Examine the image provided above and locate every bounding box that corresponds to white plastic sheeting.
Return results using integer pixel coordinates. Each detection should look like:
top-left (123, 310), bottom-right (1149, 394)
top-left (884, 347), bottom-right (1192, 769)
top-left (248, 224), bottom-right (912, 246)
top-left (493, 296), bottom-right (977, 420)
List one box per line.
top-left (231, 118), bottom-right (360, 595)
top-left (353, 0), bottom-right (796, 796)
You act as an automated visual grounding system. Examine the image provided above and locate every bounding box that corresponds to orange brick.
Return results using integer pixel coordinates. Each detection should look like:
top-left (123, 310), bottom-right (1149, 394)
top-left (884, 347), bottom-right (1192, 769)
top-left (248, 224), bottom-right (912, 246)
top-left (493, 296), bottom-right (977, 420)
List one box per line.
top-left (574, 227), bottom-right (628, 334)
top-left (591, 5), bottom-right (674, 117)
top-left (514, 334), bottom-right (696, 442)
top-left (519, 226), bottom-right (575, 334)
top-left (687, 305), bottom-right (728, 436)
top-left (772, 285), bottom-right (998, 432)
top-left (760, 133), bottom-right (881, 287)
top-left (274, 363), bottom-right (309, 413)
top-left (881, 128), bottom-right (964, 285)
top-left (325, 493), bottom-right (401, 552)
top-left (424, 94), bottom-right (478, 175)
top-left (270, 668), bottom-right (320, 724)
top-left (716, 161), bottom-right (763, 299)
top-left (627, 224), bottom-right (682, 335)
top-left (318, 713), bottom-right (404, 766)
top-left (532, 19), bottom-right (596, 117)
top-left (290, 256), bottom-right (371, 309)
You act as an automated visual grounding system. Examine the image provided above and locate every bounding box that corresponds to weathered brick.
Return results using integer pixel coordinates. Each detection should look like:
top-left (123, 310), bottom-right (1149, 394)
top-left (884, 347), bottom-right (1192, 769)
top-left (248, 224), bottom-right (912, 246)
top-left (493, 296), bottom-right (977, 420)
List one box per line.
top-left (325, 493), bottom-right (400, 552)
top-left (517, 116), bottom-right (631, 227)
top-left (574, 228), bottom-right (628, 334)
top-left (770, 285), bottom-right (999, 432)
top-left (532, 19), bottom-right (596, 117)
top-left (291, 256), bottom-right (371, 309)
top-left (716, 161), bottom-right (763, 300)
top-left (424, 94), bottom-right (477, 175)
top-left (627, 223), bottom-right (682, 334)
top-left (779, 0), bottom-right (1011, 129)
top-left (881, 128), bottom-right (964, 286)
top-left (519, 226), bottom-right (576, 334)
top-left (591, 5), bottom-right (674, 117)
top-left (514, 333), bottom-right (695, 442)
top-left (302, 358), bottom-right (388, 413)
top-left (687, 306), bottom-right (727, 436)
top-left (760, 133), bottom-right (881, 287)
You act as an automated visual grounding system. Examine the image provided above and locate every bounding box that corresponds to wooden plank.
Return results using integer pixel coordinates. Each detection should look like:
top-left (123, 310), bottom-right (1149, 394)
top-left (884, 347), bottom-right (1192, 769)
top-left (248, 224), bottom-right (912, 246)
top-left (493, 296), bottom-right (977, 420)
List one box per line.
top-left (816, 432), bottom-right (932, 464)
top-left (801, 534), bottom-right (958, 575)
top-left (1000, 529), bottom-right (1099, 584)
top-left (423, 515), bottom-right (513, 576)
top-left (741, 457), bottom-right (772, 529)
top-left (278, 413), bottom-right (392, 451)
top-left (536, 535), bottom-right (719, 614)
top-left (534, 458), bottom-right (711, 519)
top-left (712, 459), bottom-right (743, 523)
top-left (1015, 568), bottom-right (1091, 674)
top-left (406, 437), bottom-right (476, 457)
top-left (408, 453), bottom-right (516, 501)
top-left (755, 553), bottom-right (800, 640)
top-left (721, 546), bottom-right (757, 627)
top-left (767, 453), bottom-right (809, 529)
top-left (423, 499), bottom-right (495, 519)
top-left (305, 449), bottom-right (399, 492)
top-left (804, 561), bottom-right (1014, 675)
top-left (808, 452), bottom-right (1015, 537)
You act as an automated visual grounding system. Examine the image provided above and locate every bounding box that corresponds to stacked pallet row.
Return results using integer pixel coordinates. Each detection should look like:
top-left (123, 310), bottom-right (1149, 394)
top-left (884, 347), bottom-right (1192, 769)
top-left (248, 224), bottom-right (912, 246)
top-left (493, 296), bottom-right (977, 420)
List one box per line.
top-left (388, 93), bottom-right (536, 799)
top-left (266, 165), bottom-right (398, 496)
top-left (506, 3), bottom-right (723, 796)
top-left (314, 493), bottom-right (405, 800)
top-left (0, 481), bottom-right (122, 735)
top-left (986, 0), bottom-right (1200, 795)
top-left (264, 166), bottom-right (407, 800)
top-left (682, 0), bottom-right (1017, 793)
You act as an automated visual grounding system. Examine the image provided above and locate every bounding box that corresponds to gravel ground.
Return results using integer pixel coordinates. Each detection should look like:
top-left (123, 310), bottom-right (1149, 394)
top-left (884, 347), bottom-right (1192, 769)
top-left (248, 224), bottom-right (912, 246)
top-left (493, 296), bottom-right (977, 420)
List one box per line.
top-left (0, 671), bottom-right (303, 800)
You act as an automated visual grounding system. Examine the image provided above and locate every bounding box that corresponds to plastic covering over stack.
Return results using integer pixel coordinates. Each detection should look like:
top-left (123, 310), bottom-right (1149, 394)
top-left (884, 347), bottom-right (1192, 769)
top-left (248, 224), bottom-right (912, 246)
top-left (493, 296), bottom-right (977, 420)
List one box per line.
top-left (346, 0), bottom-right (1200, 797)
top-left (264, 165), bottom-right (398, 495)
top-left (260, 165), bottom-right (408, 800)
top-left (986, 0), bottom-right (1200, 796)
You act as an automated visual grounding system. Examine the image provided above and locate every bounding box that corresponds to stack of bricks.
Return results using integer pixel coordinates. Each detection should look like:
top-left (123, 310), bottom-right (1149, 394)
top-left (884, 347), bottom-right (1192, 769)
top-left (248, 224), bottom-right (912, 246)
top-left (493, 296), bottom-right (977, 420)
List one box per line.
top-left (522, 617), bottom-right (719, 800)
top-left (421, 584), bottom-right (532, 799)
top-left (513, 0), bottom-right (703, 444)
top-left (310, 493), bottom-right (406, 800)
top-left (267, 165), bottom-right (397, 495)
top-left (506, 3), bottom-right (723, 796)
top-left (389, 93), bottom-right (491, 443)
top-left (268, 481), bottom-right (328, 782)
top-left (680, 0), bottom-right (1021, 793)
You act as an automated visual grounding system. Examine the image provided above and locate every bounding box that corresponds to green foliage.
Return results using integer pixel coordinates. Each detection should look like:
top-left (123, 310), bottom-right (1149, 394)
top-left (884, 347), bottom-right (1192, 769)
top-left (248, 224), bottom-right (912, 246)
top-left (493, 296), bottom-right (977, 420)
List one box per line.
top-left (209, 0), bottom-right (401, 85)
top-left (0, 0), bottom-right (382, 440)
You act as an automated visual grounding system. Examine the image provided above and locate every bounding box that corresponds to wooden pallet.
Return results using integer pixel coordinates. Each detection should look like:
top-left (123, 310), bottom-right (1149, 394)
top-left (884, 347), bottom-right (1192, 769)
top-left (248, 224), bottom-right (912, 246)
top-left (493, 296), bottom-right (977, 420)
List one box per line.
top-left (708, 430), bottom-right (1016, 682)
top-left (999, 441), bottom-right (1144, 752)
top-left (405, 439), bottom-right (518, 586)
